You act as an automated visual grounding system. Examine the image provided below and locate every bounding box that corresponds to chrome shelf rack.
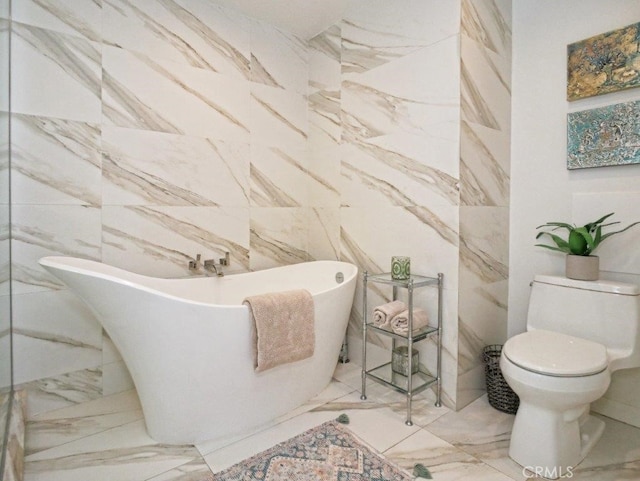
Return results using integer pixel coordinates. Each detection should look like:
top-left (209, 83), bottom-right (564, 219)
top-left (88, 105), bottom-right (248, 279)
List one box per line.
top-left (360, 271), bottom-right (443, 425)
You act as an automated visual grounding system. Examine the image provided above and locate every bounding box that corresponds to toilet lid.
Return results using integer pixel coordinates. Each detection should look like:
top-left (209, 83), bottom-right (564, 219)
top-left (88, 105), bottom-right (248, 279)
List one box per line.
top-left (503, 330), bottom-right (608, 377)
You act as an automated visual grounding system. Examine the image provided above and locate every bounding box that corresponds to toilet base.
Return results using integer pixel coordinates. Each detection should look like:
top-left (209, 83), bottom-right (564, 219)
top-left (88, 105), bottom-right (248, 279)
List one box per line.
top-left (509, 402), bottom-right (605, 479)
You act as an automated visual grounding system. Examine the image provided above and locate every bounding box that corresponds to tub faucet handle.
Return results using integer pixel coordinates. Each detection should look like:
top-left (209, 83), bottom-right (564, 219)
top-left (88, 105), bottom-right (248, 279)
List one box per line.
top-left (203, 257), bottom-right (223, 276)
top-left (188, 254), bottom-right (202, 270)
top-left (220, 252), bottom-right (230, 266)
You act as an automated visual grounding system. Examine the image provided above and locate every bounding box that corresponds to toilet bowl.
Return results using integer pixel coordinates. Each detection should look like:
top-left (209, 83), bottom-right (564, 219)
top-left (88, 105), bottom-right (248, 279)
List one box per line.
top-left (500, 275), bottom-right (640, 479)
top-left (501, 330), bottom-right (610, 473)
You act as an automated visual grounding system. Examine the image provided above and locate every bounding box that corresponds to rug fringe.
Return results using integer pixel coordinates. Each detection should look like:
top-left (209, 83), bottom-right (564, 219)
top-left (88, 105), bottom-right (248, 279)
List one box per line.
top-left (413, 463), bottom-right (432, 479)
top-left (336, 413), bottom-right (350, 424)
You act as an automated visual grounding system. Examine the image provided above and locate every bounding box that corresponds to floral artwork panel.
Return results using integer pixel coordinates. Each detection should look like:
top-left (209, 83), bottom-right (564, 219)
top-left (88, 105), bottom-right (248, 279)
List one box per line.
top-left (567, 22), bottom-right (640, 101)
top-left (567, 100), bottom-right (640, 170)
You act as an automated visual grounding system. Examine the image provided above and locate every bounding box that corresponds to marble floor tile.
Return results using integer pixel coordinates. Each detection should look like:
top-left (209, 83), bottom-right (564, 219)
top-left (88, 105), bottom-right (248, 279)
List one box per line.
top-left (425, 394), bottom-right (515, 459)
top-left (24, 419), bottom-right (202, 481)
top-left (26, 390), bottom-right (143, 455)
top-left (572, 414), bottom-right (640, 480)
top-left (425, 394), bottom-right (523, 479)
top-left (22, 362), bottom-right (640, 481)
top-left (145, 458), bottom-right (214, 481)
top-left (385, 428), bottom-right (514, 481)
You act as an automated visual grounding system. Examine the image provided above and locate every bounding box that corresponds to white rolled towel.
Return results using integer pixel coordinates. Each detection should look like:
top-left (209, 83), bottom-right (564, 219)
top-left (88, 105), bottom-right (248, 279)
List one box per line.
top-left (390, 308), bottom-right (429, 335)
top-left (372, 300), bottom-right (407, 329)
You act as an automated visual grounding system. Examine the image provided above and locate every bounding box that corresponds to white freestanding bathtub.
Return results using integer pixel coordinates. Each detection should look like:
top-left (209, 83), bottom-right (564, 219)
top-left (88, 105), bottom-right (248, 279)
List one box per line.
top-left (39, 256), bottom-right (357, 445)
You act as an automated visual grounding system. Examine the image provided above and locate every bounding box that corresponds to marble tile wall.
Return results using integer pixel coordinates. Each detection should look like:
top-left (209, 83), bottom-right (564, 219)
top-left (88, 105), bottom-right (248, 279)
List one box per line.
top-left (308, 0), bottom-right (511, 410)
top-left (8, 0), bottom-right (312, 414)
top-left (457, 0), bottom-right (511, 409)
top-left (309, 0), bottom-right (462, 408)
top-left (9, 0), bottom-right (511, 416)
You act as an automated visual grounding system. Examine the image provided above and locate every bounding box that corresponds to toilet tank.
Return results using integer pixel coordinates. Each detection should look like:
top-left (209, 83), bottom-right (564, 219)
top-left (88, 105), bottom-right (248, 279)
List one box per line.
top-left (527, 275), bottom-right (640, 370)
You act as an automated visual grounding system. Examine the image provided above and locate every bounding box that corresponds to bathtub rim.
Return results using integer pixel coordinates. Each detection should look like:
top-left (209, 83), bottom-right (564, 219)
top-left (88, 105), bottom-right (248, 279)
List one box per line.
top-left (39, 256), bottom-right (359, 307)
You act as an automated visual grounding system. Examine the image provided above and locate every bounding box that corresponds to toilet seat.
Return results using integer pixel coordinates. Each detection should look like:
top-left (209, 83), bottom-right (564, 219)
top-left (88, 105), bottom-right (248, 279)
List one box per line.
top-left (503, 329), bottom-right (608, 377)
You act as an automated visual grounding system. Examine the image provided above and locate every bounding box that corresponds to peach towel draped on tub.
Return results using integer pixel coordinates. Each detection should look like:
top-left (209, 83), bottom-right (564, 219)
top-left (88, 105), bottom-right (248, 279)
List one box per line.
top-left (243, 289), bottom-right (315, 372)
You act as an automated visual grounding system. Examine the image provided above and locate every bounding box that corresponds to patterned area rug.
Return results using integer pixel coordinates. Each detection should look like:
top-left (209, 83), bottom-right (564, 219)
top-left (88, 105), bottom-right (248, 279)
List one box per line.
top-left (213, 419), bottom-right (415, 480)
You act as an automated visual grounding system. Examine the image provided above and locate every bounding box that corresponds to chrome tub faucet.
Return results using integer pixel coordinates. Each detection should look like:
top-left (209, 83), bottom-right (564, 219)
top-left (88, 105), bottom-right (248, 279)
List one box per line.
top-left (189, 252), bottom-right (230, 276)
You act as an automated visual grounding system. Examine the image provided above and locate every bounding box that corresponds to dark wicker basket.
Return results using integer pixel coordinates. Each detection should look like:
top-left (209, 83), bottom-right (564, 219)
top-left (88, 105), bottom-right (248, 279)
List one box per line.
top-left (483, 345), bottom-right (519, 415)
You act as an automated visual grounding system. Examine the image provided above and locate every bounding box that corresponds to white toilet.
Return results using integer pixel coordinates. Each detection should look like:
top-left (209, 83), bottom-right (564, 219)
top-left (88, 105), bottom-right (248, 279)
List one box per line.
top-left (500, 274), bottom-right (640, 478)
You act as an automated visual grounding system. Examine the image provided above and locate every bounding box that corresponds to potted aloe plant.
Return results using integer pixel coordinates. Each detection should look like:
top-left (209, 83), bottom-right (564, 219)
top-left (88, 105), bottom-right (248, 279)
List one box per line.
top-left (535, 212), bottom-right (640, 281)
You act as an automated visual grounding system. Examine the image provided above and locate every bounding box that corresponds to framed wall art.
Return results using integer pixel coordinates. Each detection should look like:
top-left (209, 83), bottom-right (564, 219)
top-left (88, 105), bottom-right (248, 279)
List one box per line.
top-left (567, 22), bottom-right (640, 101)
top-left (567, 100), bottom-right (640, 169)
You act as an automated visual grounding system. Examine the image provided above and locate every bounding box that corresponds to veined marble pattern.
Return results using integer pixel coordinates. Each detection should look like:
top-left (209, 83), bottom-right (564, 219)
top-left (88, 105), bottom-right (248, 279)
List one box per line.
top-left (23, 363), bottom-right (640, 481)
top-left (457, 208), bottom-right (510, 388)
top-left (11, 22), bottom-right (102, 122)
top-left (461, 34), bottom-right (511, 132)
top-left (308, 25), bottom-right (342, 215)
top-left (12, 288), bottom-right (102, 387)
top-left (307, 145), bottom-right (341, 208)
top-left (12, 0), bottom-right (102, 42)
top-left (103, 0), bottom-right (250, 78)
top-left (340, 206), bottom-right (459, 281)
top-left (461, 0), bottom-right (512, 59)
top-left (457, 0), bottom-right (511, 411)
top-left (17, 367), bottom-right (102, 420)
top-left (309, 25), bottom-right (341, 95)
top-left (2, 390), bottom-right (26, 481)
top-left (102, 205), bottom-right (250, 277)
top-left (102, 46), bottom-right (251, 140)
top-left (339, 30), bottom-right (460, 212)
top-left (249, 207), bottom-right (309, 270)
top-left (459, 208), bottom-right (508, 284)
top-left (307, 208), bottom-right (340, 261)
top-left (341, 38), bottom-right (460, 142)
top-left (11, 114), bottom-right (101, 205)
top-left (102, 126), bottom-right (250, 207)
top-left (250, 83), bottom-right (308, 150)
top-left (250, 19), bottom-right (308, 95)
top-left (341, 140), bottom-right (459, 208)
top-left (250, 145), bottom-right (311, 207)
top-left (460, 120), bottom-right (510, 207)
top-left (309, 89), bottom-right (341, 149)
top-left (25, 390), bottom-right (142, 456)
top-left (7, 0), bottom-right (518, 424)
top-left (341, 0), bottom-right (460, 74)
top-left (11, 204), bottom-right (101, 295)
top-left (461, 61), bottom-right (499, 131)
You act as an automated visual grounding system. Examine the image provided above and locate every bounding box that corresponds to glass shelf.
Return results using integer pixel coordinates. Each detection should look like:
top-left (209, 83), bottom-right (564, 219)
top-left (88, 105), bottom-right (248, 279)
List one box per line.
top-left (365, 362), bottom-right (437, 395)
top-left (366, 272), bottom-right (440, 289)
top-left (365, 323), bottom-right (438, 342)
